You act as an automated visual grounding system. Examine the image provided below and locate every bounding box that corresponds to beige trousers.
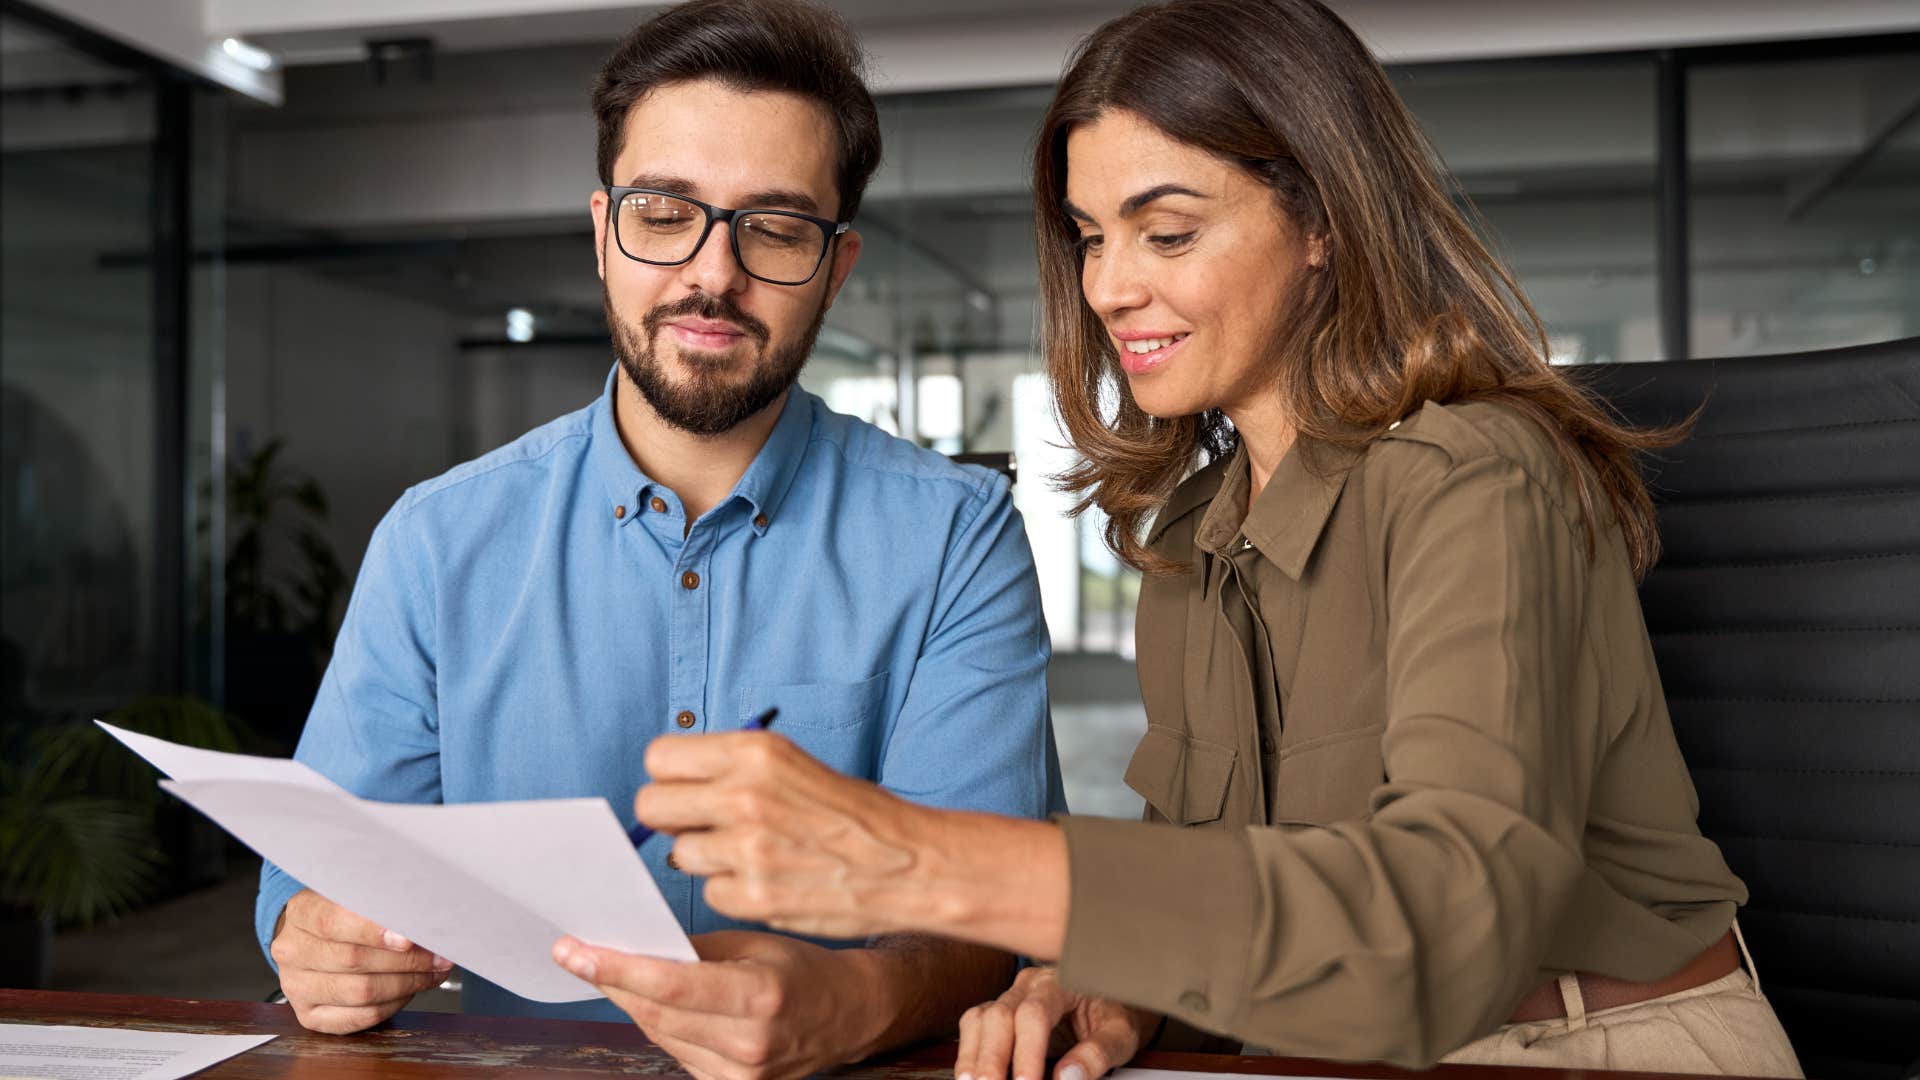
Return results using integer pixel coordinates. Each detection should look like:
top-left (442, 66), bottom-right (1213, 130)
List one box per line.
top-left (1441, 925), bottom-right (1803, 1077)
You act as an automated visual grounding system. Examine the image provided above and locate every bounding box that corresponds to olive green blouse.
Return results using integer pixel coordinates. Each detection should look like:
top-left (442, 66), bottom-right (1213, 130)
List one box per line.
top-left (1056, 399), bottom-right (1746, 1067)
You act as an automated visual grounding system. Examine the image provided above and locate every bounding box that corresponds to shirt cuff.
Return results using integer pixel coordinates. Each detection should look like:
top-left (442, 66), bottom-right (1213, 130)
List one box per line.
top-left (1056, 815), bottom-right (1257, 1038)
top-left (255, 863), bottom-right (307, 974)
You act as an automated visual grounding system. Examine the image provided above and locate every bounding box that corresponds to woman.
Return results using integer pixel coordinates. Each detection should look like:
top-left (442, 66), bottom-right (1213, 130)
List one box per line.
top-left (578, 0), bottom-right (1803, 1074)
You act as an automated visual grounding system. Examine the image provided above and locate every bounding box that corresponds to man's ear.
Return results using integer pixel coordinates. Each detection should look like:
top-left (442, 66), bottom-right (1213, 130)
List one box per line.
top-left (819, 230), bottom-right (864, 312)
top-left (589, 189), bottom-right (610, 281)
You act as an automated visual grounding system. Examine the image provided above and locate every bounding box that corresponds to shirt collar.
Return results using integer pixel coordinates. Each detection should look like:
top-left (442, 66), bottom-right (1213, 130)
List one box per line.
top-left (1193, 437), bottom-right (1361, 580)
top-left (1146, 456), bottom-right (1229, 546)
top-left (728, 383), bottom-right (812, 531)
top-left (590, 366), bottom-right (649, 519)
top-left (588, 365), bottom-right (814, 534)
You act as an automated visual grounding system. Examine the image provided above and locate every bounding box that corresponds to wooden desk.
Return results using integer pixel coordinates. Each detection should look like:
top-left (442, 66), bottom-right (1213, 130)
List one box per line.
top-left (0, 989), bottom-right (1729, 1080)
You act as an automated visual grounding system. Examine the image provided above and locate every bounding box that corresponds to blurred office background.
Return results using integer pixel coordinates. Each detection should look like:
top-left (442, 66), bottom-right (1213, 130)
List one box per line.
top-left (3, 0), bottom-right (1917, 1000)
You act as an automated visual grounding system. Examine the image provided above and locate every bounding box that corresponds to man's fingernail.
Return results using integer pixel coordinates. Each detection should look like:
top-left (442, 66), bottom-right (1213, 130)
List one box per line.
top-left (956, 1072), bottom-right (972, 1080)
top-left (432, 954), bottom-right (453, 971)
top-left (1061, 1065), bottom-right (1087, 1080)
top-left (382, 930), bottom-right (410, 951)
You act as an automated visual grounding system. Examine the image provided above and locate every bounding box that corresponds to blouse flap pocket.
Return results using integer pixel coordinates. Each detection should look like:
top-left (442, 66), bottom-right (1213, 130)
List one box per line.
top-left (1123, 725), bottom-right (1236, 826)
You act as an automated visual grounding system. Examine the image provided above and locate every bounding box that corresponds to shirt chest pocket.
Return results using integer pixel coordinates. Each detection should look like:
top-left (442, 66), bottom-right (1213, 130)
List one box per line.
top-left (737, 670), bottom-right (890, 777)
top-left (1122, 725), bottom-right (1237, 826)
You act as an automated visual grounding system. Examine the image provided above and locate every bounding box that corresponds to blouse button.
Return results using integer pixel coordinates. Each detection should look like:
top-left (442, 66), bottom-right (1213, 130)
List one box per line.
top-left (675, 710), bottom-right (696, 729)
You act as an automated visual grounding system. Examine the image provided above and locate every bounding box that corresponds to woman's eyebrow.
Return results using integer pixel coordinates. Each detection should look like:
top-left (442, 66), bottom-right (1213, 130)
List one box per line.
top-left (1063, 184), bottom-right (1211, 224)
top-left (1120, 184), bottom-right (1209, 216)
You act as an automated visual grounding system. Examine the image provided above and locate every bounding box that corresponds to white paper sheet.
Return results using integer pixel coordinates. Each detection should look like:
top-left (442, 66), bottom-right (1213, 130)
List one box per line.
top-left (1121, 1060), bottom-right (1344, 1068)
top-left (97, 722), bottom-right (697, 1004)
top-left (0, 1023), bottom-right (273, 1080)
top-left (1115, 1071), bottom-right (1346, 1080)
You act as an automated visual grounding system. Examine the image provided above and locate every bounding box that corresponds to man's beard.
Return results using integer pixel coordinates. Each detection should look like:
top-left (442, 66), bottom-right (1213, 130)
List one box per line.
top-left (607, 287), bottom-right (826, 437)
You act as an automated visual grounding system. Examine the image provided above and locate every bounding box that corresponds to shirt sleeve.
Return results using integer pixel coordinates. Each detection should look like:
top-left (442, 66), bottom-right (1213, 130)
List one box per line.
top-left (1057, 447), bottom-right (1594, 1066)
top-left (254, 500), bottom-right (442, 969)
top-left (874, 471), bottom-right (1064, 820)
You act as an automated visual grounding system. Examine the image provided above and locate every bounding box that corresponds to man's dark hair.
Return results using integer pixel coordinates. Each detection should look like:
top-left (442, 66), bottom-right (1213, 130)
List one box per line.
top-left (592, 0), bottom-right (883, 222)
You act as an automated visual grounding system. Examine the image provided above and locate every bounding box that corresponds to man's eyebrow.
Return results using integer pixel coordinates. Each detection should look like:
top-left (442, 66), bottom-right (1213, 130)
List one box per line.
top-left (624, 174), bottom-right (699, 198)
top-left (741, 189), bottom-right (820, 215)
top-left (620, 175), bottom-right (821, 216)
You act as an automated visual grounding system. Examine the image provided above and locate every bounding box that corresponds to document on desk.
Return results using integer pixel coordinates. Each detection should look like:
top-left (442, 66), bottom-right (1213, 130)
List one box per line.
top-left (0, 1023), bottom-right (274, 1080)
top-left (1116, 1071), bottom-right (1344, 1080)
top-left (1113, 1060), bottom-right (1336, 1068)
top-left (96, 721), bottom-right (698, 1004)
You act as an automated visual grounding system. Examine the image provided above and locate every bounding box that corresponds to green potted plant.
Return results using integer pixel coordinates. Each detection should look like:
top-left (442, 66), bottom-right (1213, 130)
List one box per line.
top-left (0, 695), bottom-right (245, 988)
top-left (0, 724), bottom-right (158, 988)
top-left (207, 438), bottom-right (346, 749)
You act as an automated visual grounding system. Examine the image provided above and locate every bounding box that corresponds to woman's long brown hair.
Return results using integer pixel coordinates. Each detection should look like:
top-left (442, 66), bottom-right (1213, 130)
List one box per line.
top-left (1037, 0), bottom-right (1682, 578)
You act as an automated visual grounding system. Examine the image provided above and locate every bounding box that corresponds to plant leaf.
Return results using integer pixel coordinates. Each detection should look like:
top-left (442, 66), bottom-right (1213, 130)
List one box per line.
top-left (0, 793), bottom-right (158, 923)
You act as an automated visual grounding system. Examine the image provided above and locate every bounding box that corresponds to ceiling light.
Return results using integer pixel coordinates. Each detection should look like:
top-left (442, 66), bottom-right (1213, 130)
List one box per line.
top-left (221, 37), bottom-right (277, 72)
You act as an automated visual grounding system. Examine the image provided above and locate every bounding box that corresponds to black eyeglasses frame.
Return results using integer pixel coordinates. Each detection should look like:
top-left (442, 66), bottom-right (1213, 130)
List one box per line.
top-left (603, 185), bottom-right (852, 287)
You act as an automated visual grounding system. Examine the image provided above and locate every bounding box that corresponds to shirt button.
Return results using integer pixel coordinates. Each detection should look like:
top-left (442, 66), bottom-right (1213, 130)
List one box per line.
top-left (613, 504), bottom-right (626, 519)
top-left (681, 571), bottom-right (700, 590)
top-left (1260, 733), bottom-right (1276, 755)
top-left (665, 852), bottom-right (681, 871)
top-left (754, 513), bottom-right (769, 529)
top-left (1178, 990), bottom-right (1209, 1013)
top-left (650, 496), bottom-right (668, 513)
top-left (675, 710), bottom-right (696, 729)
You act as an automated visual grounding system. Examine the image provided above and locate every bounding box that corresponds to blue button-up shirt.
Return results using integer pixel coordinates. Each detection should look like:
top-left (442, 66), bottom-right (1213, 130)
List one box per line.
top-left (257, 368), bottom-right (1060, 1020)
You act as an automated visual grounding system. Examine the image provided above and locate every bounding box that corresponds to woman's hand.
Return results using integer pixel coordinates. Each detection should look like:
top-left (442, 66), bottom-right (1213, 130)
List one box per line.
top-left (955, 965), bottom-right (1158, 1080)
top-left (639, 730), bottom-right (953, 939)
top-left (638, 731), bottom-right (1070, 957)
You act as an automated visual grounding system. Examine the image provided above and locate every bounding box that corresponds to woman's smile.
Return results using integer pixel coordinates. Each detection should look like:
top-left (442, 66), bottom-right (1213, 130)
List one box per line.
top-left (1114, 330), bottom-right (1191, 375)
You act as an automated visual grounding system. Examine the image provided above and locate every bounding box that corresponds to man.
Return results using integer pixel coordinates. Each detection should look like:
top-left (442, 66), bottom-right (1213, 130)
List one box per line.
top-left (254, 2), bottom-right (1060, 1076)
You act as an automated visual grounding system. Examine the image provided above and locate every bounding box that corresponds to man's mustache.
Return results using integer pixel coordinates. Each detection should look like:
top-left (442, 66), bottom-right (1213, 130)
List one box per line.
top-left (641, 293), bottom-right (771, 347)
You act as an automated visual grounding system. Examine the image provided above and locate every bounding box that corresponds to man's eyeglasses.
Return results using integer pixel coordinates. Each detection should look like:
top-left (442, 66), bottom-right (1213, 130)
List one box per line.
top-left (603, 187), bottom-right (850, 287)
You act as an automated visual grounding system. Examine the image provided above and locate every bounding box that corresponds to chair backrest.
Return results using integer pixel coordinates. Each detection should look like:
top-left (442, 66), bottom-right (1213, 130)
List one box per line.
top-left (950, 451), bottom-right (1016, 484)
top-left (1585, 339), bottom-right (1920, 1080)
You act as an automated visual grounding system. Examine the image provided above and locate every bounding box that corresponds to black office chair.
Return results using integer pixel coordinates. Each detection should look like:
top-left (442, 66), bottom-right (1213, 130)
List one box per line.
top-left (951, 451), bottom-right (1017, 485)
top-left (1587, 338), bottom-right (1920, 1080)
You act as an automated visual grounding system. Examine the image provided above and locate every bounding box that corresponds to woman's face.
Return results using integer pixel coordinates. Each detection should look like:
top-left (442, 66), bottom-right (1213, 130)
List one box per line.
top-left (1064, 108), bottom-right (1321, 421)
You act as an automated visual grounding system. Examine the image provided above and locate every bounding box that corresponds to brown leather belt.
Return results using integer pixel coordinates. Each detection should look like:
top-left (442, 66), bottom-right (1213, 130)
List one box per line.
top-left (1508, 931), bottom-right (1739, 1024)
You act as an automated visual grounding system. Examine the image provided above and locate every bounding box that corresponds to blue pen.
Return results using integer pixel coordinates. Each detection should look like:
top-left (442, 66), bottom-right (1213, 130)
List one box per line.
top-left (628, 707), bottom-right (778, 849)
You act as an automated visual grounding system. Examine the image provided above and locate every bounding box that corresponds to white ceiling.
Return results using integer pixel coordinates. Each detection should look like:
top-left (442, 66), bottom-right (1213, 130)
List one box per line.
top-left (212, 0), bottom-right (1920, 67)
top-left (22, 0), bottom-right (1920, 102)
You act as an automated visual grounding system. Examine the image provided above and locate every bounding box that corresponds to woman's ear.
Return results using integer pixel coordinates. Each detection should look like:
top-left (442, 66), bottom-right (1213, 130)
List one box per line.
top-left (1306, 232), bottom-right (1330, 269)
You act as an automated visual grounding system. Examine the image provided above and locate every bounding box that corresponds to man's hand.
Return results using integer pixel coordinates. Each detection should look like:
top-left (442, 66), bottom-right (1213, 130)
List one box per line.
top-left (552, 930), bottom-right (888, 1080)
top-left (270, 889), bottom-right (451, 1034)
top-left (956, 965), bottom-right (1158, 1080)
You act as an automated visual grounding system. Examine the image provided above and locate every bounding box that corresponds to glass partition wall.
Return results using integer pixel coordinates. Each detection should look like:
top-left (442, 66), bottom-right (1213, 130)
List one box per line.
top-left (1689, 50), bottom-right (1920, 355)
top-left (1, 8), bottom-right (229, 979)
top-left (2, 16), bottom-right (164, 718)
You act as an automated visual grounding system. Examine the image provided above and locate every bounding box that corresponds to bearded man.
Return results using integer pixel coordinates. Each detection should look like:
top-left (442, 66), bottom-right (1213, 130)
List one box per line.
top-left (253, 3), bottom-right (1059, 1077)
